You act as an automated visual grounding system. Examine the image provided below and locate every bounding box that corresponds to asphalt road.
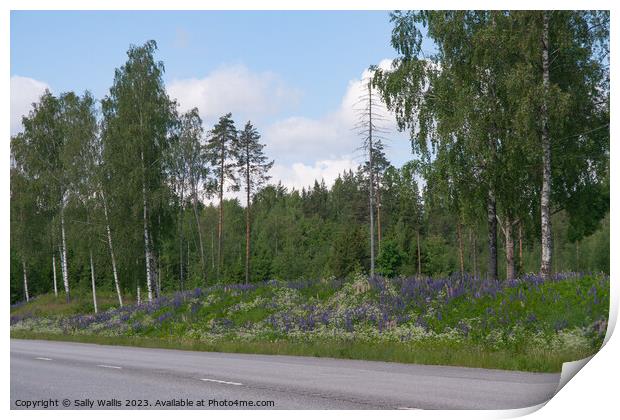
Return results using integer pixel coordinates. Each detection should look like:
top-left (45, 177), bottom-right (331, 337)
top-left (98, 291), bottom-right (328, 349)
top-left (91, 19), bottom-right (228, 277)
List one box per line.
top-left (11, 339), bottom-right (561, 409)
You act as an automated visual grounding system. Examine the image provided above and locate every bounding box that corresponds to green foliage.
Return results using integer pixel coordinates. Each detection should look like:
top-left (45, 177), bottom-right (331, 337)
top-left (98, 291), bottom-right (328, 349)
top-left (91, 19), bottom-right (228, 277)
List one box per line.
top-left (376, 240), bottom-right (404, 278)
top-left (329, 225), bottom-right (368, 278)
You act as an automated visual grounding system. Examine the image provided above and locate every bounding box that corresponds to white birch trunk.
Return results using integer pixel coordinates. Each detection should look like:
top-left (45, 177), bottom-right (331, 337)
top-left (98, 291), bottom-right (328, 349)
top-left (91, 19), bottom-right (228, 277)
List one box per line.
top-left (101, 191), bottom-right (123, 307)
top-left (52, 253), bottom-right (58, 297)
top-left (58, 243), bottom-right (65, 292)
top-left (22, 260), bottom-right (29, 302)
top-left (60, 204), bottom-right (70, 302)
top-left (89, 250), bottom-right (98, 313)
top-left (540, 11), bottom-right (553, 279)
top-left (141, 152), bottom-right (153, 302)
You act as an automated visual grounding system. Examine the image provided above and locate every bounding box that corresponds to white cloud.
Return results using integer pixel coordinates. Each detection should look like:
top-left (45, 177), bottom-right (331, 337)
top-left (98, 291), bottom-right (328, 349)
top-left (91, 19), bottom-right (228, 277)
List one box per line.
top-left (262, 58), bottom-right (406, 168)
top-left (167, 64), bottom-right (302, 123)
top-left (264, 115), bottom-right (356, 162)
top-left (10, 76), bottom-right (50, 135)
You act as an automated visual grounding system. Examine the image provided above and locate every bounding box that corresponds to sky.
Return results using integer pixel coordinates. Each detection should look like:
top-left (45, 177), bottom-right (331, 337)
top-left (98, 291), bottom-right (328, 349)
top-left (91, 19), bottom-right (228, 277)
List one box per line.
top-left (10, 11), bottom-right (434, 195)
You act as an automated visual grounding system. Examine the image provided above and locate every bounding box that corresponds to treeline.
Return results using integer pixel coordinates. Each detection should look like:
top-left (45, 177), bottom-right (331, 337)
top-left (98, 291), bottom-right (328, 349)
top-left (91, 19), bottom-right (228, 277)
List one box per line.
top-left (10, 10), bottom-right (610, 306)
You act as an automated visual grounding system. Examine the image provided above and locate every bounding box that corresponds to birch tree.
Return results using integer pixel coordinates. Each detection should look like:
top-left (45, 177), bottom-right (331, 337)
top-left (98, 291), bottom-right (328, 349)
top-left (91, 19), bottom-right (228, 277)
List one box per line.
top-left (177, 108), bottom-right (210, 283)
top-left (63, 91), bottom-right (104, 311)
top-left (13, 91), bottom-right (76, 299)
top-left (102, 40), bottom-right (176, 302)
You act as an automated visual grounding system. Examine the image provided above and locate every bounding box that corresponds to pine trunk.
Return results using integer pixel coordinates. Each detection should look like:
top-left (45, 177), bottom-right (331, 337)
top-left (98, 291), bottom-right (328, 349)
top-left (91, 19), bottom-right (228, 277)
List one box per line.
top-left (22, 260), bottom-right (29, 302)
top-left (245, 154), bottom-right (251, 284)
top-left (218, 145), bottom-right (224, 279)
top-left (487, 190), bottom-right (498, 281)
top-left (540, 11), bottom-right (553, 279)
top-left (89, 250), bottom-right (98, 313)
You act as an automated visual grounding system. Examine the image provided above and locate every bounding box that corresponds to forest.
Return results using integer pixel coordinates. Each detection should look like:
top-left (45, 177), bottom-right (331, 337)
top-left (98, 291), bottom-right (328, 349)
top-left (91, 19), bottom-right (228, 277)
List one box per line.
top-left (10, 11), bottom-right (609, 308)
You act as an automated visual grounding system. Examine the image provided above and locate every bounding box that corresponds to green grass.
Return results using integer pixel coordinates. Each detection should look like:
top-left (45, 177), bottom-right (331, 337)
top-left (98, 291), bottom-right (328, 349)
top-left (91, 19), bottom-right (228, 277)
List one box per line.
top-left (11, 290), bottom-right (133, 318)
top-left (10, 329), bottom-right (592, 373)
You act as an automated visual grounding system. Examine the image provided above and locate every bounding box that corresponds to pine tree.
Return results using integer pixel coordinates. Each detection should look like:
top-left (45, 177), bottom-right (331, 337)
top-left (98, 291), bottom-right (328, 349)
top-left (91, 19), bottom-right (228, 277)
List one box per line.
top-left (236, 121), bottom-right (273, 284)
top-left (206, 113), bottom-right (238, 280)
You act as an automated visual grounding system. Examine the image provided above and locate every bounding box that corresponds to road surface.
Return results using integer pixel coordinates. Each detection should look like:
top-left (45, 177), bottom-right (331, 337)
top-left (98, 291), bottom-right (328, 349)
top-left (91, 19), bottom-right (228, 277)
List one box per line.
top-left (11, 339), bottom-right (560, 409)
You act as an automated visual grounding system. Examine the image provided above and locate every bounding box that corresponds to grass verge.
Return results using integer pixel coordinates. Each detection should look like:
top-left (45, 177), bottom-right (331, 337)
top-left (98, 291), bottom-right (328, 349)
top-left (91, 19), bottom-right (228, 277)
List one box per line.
top-left (10, 330), bottom-right (594, 373)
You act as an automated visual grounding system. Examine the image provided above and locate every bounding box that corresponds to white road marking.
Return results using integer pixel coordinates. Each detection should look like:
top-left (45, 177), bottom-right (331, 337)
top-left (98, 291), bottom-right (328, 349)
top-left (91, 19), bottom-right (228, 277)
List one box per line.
top-left (97, 364), bottom-right (122, 369)
top-left (201, 378), bottom-right (243, 386)
top-left (35, 357), bottom-right (52, 361)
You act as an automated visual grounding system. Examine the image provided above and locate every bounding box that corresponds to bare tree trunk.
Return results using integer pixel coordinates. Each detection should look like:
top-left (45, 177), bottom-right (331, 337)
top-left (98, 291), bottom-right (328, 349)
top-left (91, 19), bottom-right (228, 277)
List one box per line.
top-left (368, 81), bottom-right (375, 277)
top-left (457, 221), bottom-right (464, 278)
top-left (89, 250), bottom-right (98, 313)
top-left (101, 190), bottom-right (123, 307)
top-left (137, 285), bottom-right (141, 305)
top-left (52, 252), bottom-right (58, 297)
top-left (487, 191), bottom-right (498, 281)
top-left (22, 260), bottom-right (29, 302)
top-left (540, 11), bottom-right (553, 279)
top-left (505, 218), bottom-right (515, 280)
top-left (60, 202), bottom-right (70, 302)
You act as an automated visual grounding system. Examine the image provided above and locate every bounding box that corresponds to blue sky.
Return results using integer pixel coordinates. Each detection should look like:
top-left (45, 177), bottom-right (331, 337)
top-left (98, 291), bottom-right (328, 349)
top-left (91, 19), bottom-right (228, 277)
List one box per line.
top-left (11, 10), bottom-right (432, 192)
